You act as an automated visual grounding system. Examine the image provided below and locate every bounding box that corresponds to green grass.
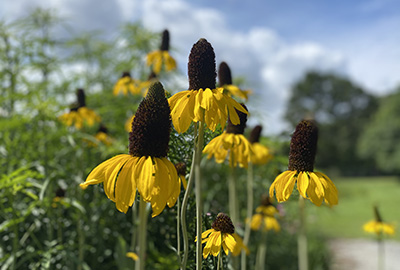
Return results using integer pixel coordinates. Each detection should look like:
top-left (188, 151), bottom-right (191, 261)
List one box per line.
top-left (306, 176), bottom-right (400, 240)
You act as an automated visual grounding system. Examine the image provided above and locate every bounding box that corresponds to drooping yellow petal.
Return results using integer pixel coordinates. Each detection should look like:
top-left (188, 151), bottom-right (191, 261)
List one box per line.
top-left (297, 171), bottom-right (309, 199)
top-left (135, 156), bottom-right (155, 202)
top-left (115, 158), bottom-right (137, 213)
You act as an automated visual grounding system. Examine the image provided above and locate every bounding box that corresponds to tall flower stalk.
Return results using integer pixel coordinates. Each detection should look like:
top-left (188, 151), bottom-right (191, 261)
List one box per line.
top-left (80, 82), bottom-right (180, 270)
top-left (269, 120), bottom-right (338, 270)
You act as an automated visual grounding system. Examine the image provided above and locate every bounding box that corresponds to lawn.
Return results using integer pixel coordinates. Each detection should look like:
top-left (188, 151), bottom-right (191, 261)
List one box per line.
top-left (306, 176), bottom-right (400, 240)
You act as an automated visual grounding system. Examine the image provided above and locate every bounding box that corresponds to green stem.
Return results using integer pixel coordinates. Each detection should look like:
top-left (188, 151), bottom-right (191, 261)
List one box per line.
top-left (77, 219), bottom-right (84, 270)
top-left (177, 196), bottom-right (181, 264)
top-left (255, 230), bottom-right (268, 270)
top-left (136, 198), bottom-right (148, 270)
top-left (217, 248), bottom-right (222, 270)
top-left (298, 196), bottom-right (308, 270)
top-left (130, 202), bottom-right (138, 252)
top-left (241, 162), bottom-right (254, 270)
top-left (378, 235), bottom-right (384, 270)
top-left (228, 152), bottom-right (238, 225)
top-left (180, 124), bottom-right (198, 270)
top-left (195, 122), bottom-right (205, 270)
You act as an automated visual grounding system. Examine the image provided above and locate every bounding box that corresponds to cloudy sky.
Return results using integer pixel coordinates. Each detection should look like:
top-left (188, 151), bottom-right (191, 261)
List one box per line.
top-left (1, 0), bottom-right (399, 134)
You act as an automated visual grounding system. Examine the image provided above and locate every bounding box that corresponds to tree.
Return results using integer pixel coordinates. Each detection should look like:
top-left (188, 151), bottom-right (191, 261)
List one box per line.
top-left (285, 71), bottom-right (378, 175)
top-left (358, 87), bottom-right (400, 174)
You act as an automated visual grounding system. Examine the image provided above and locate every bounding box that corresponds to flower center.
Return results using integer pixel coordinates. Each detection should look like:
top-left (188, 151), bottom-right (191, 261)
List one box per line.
top-left (160, 29), bottom-right (170, 51)
top-left (188, 38), bottom-right (216, 90)
top-left (212, 213), bottom-right (235, 234)
top-left (218, 61), bottom-right (232, 86)
top-left (129, 82), bottom-right (171, 157)
top-left (249, 125), bottom-right (262, 143)
top-left (288, 120), bottom-right (318, 172)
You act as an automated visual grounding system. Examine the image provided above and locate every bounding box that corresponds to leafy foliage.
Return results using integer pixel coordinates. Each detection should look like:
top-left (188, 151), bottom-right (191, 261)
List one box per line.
top-left (1, 9), bottom-right (331, 270)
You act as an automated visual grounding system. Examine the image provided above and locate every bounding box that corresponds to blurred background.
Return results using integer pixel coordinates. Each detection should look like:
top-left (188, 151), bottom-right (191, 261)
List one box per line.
top-left (1, 1), bottom-right (399, 269)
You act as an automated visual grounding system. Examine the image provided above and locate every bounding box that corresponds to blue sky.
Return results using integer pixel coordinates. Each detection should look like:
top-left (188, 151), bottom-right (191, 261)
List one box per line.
top-left (1, 0), bottom-right (399, 134)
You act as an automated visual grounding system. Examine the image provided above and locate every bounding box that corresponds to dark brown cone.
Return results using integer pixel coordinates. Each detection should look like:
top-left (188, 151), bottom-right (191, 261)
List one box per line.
top-left (175, 162), bottom-right (186, 176)
top-left (374, 206), bottom-right (383, 222)
top-left (249, 125), bottom-right (262, 143)
top-left (129, 82), bottom-right (171, 157)
top-left (55, 187), bottom-right (66, 198)
top-left (188, 38), bottom-right (216, 90)
top-left (288, 120), bottom-right (318, 172)
top-left (121, 71), bottom-right (131, 78)
top-left (98, 124), bottom-right (108, 134)
top-left (76, 88), bottom-right (86, 107)
top-left (226, 104), bottom-right (248, 134)
top-left (212, 213), bottom-right (235, 234)
top-left (218, 61), bottom-right (232, 86)
top-left (160, 29), bottom-right (170, 51)
top-left (260, 194), bottom-right (273, 207)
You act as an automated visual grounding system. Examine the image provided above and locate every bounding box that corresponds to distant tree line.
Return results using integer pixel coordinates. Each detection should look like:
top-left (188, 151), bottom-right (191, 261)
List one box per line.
top-left (284, 71), bottom-right (400, 176)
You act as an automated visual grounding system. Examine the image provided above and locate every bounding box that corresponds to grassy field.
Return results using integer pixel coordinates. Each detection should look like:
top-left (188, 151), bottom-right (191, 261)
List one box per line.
top-left (304, 176), bottom-right (400, 241)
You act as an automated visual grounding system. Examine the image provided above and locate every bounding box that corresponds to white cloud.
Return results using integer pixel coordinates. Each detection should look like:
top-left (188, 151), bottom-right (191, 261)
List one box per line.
top-left (136, 0), bottom-right (346, 134)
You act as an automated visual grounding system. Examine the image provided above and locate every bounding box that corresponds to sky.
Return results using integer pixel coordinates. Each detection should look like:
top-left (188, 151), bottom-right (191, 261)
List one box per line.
top-left (1, 0), bottom-right (400, 135)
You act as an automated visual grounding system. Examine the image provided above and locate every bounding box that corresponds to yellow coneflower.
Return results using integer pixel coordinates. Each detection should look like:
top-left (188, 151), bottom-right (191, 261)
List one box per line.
top-left (363, 206), bottom-right (395, 236)
top-left (175, 162), bottom-right (187, 190)
top-left (59, 89), bottom-right (101, 129)
top-left (218, 62), bottom-right (252, 101)
top-left (168, 39), bottom-right (247, 134)
top-left (269, 120), bottom-right (338, 206)
top-left (196, 213), bottom-right (248, 259)
top-left (248, 125), bottom-right (272, 165)
top-left (80, 82), bottom-right (179, 217)
top-left (203, 104), bottom-right (254, 168)
top-left (146, 30), bottom-right (176, 74)
top-left (113, 71), bottom-right (141, 96)
top-left (250, 195), bottom-right (280, 232)
top-left (126, 252), bottom-right (139, 261)
top-left (52, 187), bottom-right (66, 208)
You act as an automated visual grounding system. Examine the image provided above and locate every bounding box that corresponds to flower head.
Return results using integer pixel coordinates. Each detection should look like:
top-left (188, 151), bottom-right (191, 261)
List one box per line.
top-left (203, 105), bottom-right (254, 168)
top-left (248, 125), bottom-right (272, 165)
top-left (196, 213), bottom-right (248, 258)
top-left (218, 62), bottom-right (252, 100)
top-left (269, 120), bottom-right (338, 206)
top-left (113, 71), bottom-right (140, 96)
top-left (146, 30), bottom-right (176, 74)
top-left (80, 82), bottom-right (179, 217)
top-left (87, 124), bottom-right (113, 147)
top-left (59, 89), bottom-right (101, 129)
top-left (169, 39), bottom-right (247, 133)
top-left (250, 195), bottom-right (280, 232)
top-left (175, 162), bottom-right (187, 190)
top-left (363, 206), bottom-right (395, 236)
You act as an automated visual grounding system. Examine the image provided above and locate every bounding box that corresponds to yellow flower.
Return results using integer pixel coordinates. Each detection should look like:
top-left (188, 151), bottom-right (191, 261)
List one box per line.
top-left (250, 206), bottom-right (280, 232)
top-left (269, 120), bottom-right (338, 206)
top-left (203, 132), bottom-right (254, 168)
top-left (126, 252), bottom-right (139, 261)
top-left (248, 125), bottom-right (272, 165)
top-left (113, 72), bottom-right (140, 96)
top-left (218, 62), bottom-right (252, 101)
top-left (363, 221), bottom-right (395, 236)
top-left (147, 50), bottom-right (176, 74)
top-left (80, 82), bottom-right (180, 217)
top-left (203, 103), bottom-right (254, 168)
top-left (169, 88), bottom-right (247, 133)
top-left (251, 142), bottom-right (272, 165)
top-left (146, 30), bottom-right (176, 74)
top-left (59, 89), bottom-right (101, 129)
top-left (175, 162), bottom-right (187, 190)
top-left (196, 213), bottom-right (248, 258)
top-left (223, 84), bottom-right (252, 101)
top-left (59, 110), bottom-right (84, 129)
top-left (168, 39), bottom-right (247, 134)
top-left (363, 206), bottom-right (395, 236)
